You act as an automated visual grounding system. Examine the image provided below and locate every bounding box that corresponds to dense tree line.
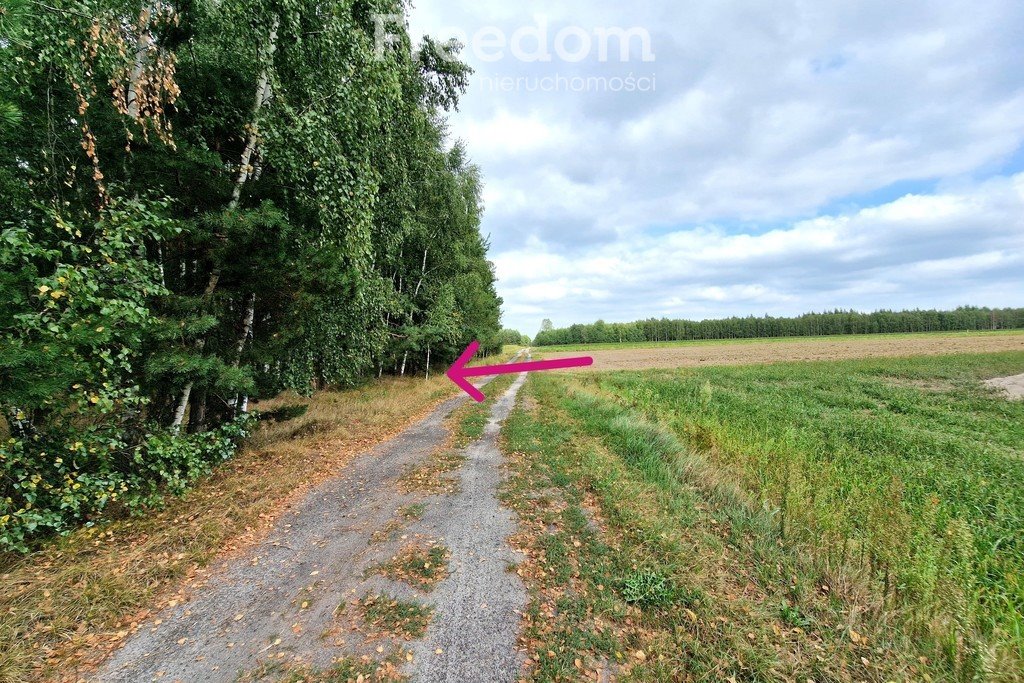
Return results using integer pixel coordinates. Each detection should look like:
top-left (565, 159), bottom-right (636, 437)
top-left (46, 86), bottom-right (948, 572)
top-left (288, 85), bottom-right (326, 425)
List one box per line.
top-left (494, 328), bottom-right (531, 347)
top-left (0, 0), bottom-right (502, 550)
top-left (534, 307), bottom-right (1024, 346)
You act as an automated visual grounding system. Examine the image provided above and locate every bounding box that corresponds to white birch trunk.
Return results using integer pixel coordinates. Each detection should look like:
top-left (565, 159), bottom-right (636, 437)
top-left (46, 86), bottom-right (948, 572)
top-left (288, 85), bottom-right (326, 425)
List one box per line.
top-left (205, 15), bottom-right (279, 297)
top-left (398, 248), bottom-right (428, 380)
top-left (176, 17), bottom-right (279, 427)
top-left (126, 5), bottom-right (154, 120)
top-left (413, 248), bottom-right (427, 297)
top-left (229, 16), bottom-right (278, 209)
top-left (171, 381), bottom-right (192, 433)
top-left (232, 293), bottom-right (257, 412)
top-left (235, 294), bottom-right (257, 359)
top-left (158, 243), bottom-right (165, 287)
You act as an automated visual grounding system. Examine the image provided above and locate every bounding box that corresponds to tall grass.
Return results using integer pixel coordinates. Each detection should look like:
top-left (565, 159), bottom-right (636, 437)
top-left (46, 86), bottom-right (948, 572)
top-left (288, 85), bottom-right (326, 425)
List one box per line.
top-left (574, 352), bottom-right (1024, 678)
top-left (512, 374), bottom-right (921, 680)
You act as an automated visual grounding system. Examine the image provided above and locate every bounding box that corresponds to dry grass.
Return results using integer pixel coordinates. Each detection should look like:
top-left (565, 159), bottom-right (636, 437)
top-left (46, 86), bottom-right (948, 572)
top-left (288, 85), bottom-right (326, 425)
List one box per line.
top-left (359, 594), bottom-right (434, 639)
top-left (0, 375), bottom-right (458, 683)
top-left (539, 329), bottom-right (1024, 371)
top-left (396, 449), bottom-right (465, 495)
top-left (371, 543), bottom-right (450, 591)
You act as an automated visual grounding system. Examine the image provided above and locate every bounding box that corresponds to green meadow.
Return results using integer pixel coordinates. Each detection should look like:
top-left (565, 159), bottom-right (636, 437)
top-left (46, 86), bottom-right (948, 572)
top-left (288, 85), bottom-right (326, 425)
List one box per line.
top-left (505, 351), bottom-right (1024, 680)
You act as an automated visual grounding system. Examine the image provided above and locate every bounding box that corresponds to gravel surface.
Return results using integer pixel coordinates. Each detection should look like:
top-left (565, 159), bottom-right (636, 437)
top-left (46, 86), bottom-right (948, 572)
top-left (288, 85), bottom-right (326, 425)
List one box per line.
top-left (94, 368), bottom-right (529, 682)
top-left (408, 373), bottom-right (528, 683)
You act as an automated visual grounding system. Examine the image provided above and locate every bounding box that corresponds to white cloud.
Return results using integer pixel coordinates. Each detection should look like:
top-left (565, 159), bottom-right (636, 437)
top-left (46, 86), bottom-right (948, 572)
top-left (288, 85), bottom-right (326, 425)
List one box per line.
top-left (495, 176), bottom-right (1024, 330)
top-left (410, 0), bottom-right (1024, 333)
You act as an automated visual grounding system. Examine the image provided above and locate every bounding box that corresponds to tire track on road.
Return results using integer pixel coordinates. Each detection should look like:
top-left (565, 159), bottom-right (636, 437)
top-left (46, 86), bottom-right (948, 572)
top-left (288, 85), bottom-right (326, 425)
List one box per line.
top-left (94, 361), bottom-right (529, 682)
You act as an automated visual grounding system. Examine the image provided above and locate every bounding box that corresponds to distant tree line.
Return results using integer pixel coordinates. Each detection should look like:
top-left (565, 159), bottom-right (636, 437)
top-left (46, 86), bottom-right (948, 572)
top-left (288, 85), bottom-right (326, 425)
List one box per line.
top-left (0, 0), bottom-right (502, 550)
top-left (533, 307), bottom-right (1024, 346)
top-left (494, 329), bottom-right (532, 347)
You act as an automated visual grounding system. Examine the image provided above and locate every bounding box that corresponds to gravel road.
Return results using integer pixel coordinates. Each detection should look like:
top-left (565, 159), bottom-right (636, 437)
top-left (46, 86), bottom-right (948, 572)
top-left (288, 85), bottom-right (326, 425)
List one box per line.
top-left (94, 368), bottom-right (528, 682)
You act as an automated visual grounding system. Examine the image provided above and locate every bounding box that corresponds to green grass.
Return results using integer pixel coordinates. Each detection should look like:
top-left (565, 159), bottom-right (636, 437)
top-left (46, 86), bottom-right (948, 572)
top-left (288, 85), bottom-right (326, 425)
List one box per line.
top-left (451, 371), bottom-right (518, 445)
top-left (529, 351), bottom-right (1024, 679)
top-left (400, 503), bottom-right (426, 520)
top-left (360, 594), bottom-right (434, 639)
top-left (236, 655), bottom-right (402, 682)
top-left (372, 544), bottom-right (450, 590)
top-left (502, 375), bottom-right (891, 681)
top-left (534, 328), bottom-right (1024, 352)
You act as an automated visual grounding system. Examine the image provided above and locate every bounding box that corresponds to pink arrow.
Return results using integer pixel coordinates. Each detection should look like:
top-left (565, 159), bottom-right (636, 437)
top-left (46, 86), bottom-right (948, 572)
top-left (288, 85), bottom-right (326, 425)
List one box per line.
top-left (447, 340), bottom-right (594, 402)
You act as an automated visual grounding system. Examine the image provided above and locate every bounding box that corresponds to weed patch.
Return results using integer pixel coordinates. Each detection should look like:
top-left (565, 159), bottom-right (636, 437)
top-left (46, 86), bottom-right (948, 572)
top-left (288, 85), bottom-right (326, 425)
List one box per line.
top-left (236, 654), bottom-right (405, 682)
top-left (397, 451), bottom-right (465, 495)
top-left (399, 503), bottom-right (426, 520)
top-left (372, 543), bottom-right (450, 591)
top-left (360, 594), bottom-right (434, 639)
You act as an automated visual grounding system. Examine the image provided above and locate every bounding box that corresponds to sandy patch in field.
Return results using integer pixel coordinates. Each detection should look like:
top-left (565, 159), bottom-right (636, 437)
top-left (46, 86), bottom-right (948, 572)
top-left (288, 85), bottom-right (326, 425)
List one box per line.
top-left (539, 333), bottom-right (1024, 371)
top-left (985, 373), bottom-right (1024, 399)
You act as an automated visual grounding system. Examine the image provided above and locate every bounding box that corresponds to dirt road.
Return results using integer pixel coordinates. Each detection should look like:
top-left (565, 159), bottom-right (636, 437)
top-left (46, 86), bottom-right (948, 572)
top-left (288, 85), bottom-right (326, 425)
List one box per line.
top-left (540, 332), bottom-right (1024, 371)
top-left (94, 373), bottom-right (528, 682)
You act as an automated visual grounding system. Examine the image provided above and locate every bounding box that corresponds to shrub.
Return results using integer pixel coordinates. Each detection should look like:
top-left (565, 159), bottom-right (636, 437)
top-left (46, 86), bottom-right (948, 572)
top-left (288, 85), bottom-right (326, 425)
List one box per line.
top-left (0, 413), bottom-right (257, 553)
top-left (622, 570), bottom-right (673, 607)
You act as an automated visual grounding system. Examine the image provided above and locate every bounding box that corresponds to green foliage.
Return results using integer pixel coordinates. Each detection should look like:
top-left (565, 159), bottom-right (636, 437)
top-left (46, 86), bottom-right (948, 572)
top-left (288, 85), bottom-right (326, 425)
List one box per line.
top-left (622, 571), bottom-right (673, 607)
top-left (0, 413), bottom-right (256, 553)
top-left (0, 102), bottom-right (20, 131)
top-left (360, 594), bottom-right (434, 639)
top-left (495, 328), bottom-right (531, 347)
top-left (778, 602), bottom-right (811, 628)
top-left (0, 0), bottom-right (502, 551)
top-left (0, 196), bottom-right (224, 552)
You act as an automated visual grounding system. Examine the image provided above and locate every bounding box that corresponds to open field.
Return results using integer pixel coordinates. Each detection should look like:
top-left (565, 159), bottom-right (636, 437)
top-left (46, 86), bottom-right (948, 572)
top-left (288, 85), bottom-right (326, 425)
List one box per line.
top-left (535, 329), bottom-right (1024, 353)
top-left (502, 351), bottom-right (1024, 681)
top-left (538, 330), bottom-right (1024, 370)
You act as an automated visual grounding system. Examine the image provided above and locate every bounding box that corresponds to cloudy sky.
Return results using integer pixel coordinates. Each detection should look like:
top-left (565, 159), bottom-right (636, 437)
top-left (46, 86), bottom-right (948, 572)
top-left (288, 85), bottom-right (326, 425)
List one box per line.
top-left (408, 1), bottom-right (1024, 335)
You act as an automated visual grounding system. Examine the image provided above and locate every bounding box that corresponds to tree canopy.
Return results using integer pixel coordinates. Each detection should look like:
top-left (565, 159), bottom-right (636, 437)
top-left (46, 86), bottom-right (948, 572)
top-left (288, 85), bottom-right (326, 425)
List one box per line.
top-left (0, 0), bottom-right (503, 551)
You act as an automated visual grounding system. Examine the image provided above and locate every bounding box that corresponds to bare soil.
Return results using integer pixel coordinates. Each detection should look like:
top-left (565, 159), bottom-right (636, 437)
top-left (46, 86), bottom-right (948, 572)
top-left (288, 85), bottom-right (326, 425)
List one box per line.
top-left (540, 332), bottom-right (1024, 371)
top-left (985, 373), bottom-right (1024, 399)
